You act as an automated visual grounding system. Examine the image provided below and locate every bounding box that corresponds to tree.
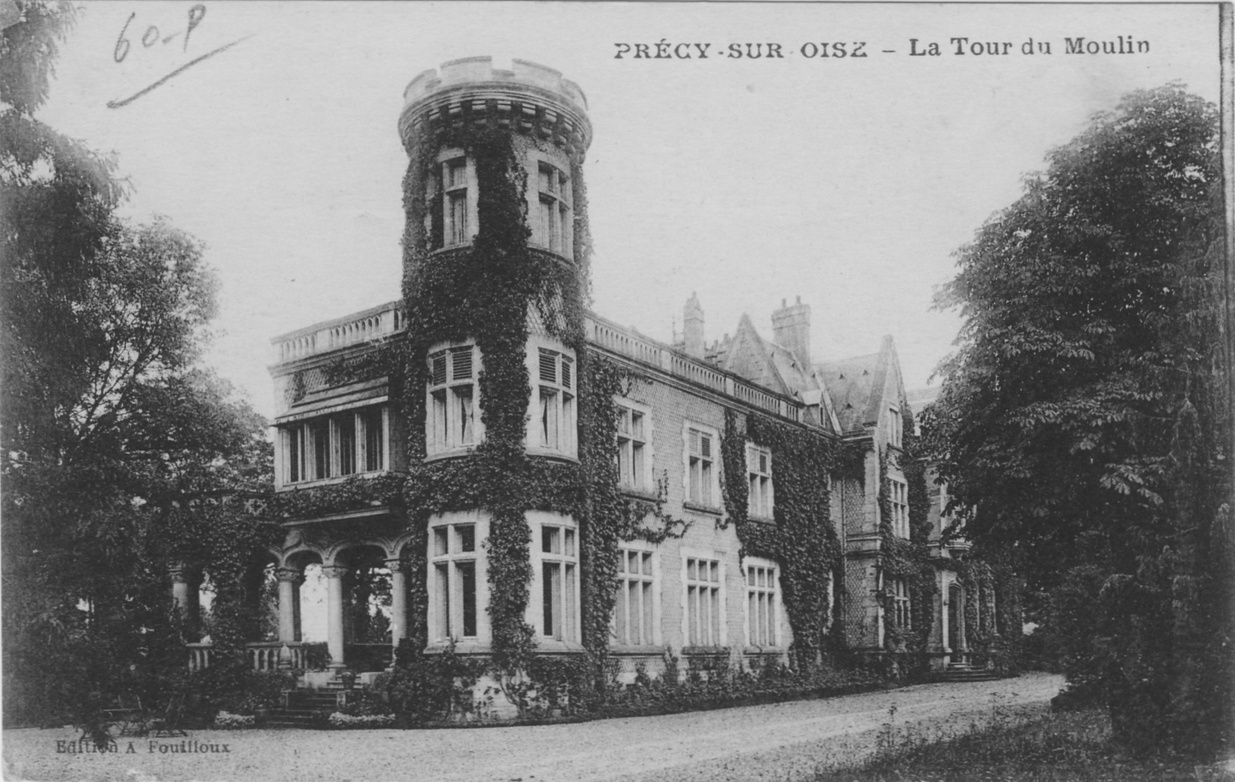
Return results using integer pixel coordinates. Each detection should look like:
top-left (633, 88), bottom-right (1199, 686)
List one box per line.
top-left (1, 2), bottom-right (274, 731)
top-left (923, 84), bottom-right (1231, 759)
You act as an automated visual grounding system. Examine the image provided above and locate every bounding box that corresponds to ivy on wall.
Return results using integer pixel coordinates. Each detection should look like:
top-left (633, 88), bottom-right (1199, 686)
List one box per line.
top-left (876, 407), bottom-right (936, 669)
top-left (720, 410), bottom-right (842, 664)
top-left (395, 118), bottom-right (686, 676)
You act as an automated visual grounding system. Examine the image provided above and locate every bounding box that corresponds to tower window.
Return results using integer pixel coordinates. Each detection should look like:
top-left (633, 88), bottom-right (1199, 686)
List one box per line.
top-left (534, 347), bottom-right (576, 456)
top-left (428, 344), bottom-right (481, 455)
top-left (532, 159), bottom-right (572, 259)
top-left (430, 520), bottom-right (479, 641)
top-left (444, 158), bottom-right (469, 246)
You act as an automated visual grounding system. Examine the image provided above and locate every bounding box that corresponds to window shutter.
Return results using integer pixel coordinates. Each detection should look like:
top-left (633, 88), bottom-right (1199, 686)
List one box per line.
top-left (561, 357), bottom-right (573, 390)
top-left (539, 349), bottom-right (557, 384)
top-left (700, 433), bottom-right (712, 459)
top-left (689, 429), bottom-right (701, 457)
top-left (759, 452), bottom-right (769, 474)
top-left (451, 347), bottom-right (473, 380)
top-left (430, 353), bottom-right (447, 386)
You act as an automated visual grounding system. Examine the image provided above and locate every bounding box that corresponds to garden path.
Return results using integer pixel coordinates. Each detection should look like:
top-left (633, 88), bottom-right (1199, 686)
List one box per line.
top-left (2, 672), bottom-right (1064, 782)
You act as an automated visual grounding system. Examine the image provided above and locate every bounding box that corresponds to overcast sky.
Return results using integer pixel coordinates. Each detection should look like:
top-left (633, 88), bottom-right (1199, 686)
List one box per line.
top-left (38, 2), bottom-right (1222, 419)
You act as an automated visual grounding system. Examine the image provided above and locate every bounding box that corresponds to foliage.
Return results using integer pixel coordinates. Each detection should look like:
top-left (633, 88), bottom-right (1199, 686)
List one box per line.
top-left (720, 410), bottom-right (841, 664)
top-left (211, 711), bottom-right (255, 729)
top-left (923, 84), bottom-right (1230, 758)
top-left (811, 708), bottom-right (1235, 782)
top-left (328, 711), bottom-right (395, 728)
top-left (266, 473), bottom-right (407, 520)
top-left (381, 640), bottom-right (489, 724)
top-left (0, 2), bottom-right (274, 733)
top-left (396, 114), bottom-right (687, 684)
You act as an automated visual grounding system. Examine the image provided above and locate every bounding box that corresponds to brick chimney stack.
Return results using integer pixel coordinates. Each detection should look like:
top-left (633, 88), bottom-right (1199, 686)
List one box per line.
top-left (683, 293), bottom-right (705, 358)
top-left (772, 296), bottom-right (811, 364)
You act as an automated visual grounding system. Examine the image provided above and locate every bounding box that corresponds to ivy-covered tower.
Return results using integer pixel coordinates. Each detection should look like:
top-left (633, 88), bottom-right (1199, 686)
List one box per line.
top-left (397, 58), bottom-right (594, 665)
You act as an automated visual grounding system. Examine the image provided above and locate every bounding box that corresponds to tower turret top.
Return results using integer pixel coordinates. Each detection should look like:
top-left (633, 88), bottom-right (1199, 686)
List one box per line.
top-left (398, 56), bottom-right (592, 155)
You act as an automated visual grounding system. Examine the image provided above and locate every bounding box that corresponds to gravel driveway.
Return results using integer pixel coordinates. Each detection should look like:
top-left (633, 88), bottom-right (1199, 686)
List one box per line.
top-left (3, 672), bottom-right (1063, 782)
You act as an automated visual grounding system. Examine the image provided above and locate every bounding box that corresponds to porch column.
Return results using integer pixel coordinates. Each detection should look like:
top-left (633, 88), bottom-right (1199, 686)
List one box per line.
top-left (322, 565), bottom-right (349, 670)
top-left (386, 559), bottom-right (408, 652)
top-left (276, 567), bottom-right (304, 643)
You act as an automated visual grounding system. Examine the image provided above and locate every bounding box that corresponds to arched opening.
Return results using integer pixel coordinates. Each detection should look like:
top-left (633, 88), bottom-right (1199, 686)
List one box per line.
top-left (337, 545), bottom-right (393, 672)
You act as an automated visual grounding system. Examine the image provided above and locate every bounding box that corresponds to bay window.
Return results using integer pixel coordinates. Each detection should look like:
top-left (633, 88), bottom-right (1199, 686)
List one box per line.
top-left (280, 405), bottom-right (387, 486)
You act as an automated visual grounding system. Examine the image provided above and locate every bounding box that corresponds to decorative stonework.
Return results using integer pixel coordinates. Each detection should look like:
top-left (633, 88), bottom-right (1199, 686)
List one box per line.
top-left (398, 57), bottom-right (592, 157)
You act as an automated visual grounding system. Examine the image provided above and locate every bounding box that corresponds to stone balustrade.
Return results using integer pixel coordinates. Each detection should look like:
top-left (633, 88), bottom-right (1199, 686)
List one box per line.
top-left (185, 642), bottom-right (309, 673)
top-left (271, 302), bottom-right (406, 364)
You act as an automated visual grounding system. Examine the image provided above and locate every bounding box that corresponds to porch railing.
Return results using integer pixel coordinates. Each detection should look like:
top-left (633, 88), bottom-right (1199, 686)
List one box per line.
top-left (185, 642), bottom-right (311, 673)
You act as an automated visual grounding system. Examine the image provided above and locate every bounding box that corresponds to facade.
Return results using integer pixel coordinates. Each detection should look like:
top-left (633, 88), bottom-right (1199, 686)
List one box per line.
top-left (215, 57), bottom-right (1012, 686)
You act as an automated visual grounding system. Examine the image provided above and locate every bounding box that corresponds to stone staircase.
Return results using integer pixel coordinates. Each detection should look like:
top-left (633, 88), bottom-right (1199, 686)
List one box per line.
top-left (265, 686), bottom-right (345, 729)
top-left (938, 660), bottom-right (998, 683)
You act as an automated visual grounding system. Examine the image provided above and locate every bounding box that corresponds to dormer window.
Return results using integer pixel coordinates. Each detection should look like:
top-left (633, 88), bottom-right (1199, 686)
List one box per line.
top-left (427, 343), bottom-right (481, 455)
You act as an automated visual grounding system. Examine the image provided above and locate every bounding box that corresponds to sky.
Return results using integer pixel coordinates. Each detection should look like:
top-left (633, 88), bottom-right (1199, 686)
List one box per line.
top-left (37, 2), bottom-right (1223, 420)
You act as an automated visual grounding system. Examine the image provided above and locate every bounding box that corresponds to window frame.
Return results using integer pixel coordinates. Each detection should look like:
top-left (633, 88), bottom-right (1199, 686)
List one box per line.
top-left (528, 512), bottom-right (581, 649)
top-left (682, 422), bottom-right (721, 512)
top-left (426, 342), bottom-right (482, 457)
top-left (615, 399), bottom-right (653, 492)
top-left (890, 576), bottom-right (912, 631)
top-left (427, 149), bottom-right (477, 250)
top-left (746, 443), bottom-right (774, 521)
top-left (526, 151), bottom-right (573, 260)
top-left (427, 512), bottom-right (489, 647)
top-left (278, 404), bottom-right (389, 488)
top-left (887, 406), bottom-right (903, 449)
top-left (611, 541), bottom-right (661, 648)
top-left (743, 556), bottom-right (780, 649)
top-left (890, 475), bottom-right (910, 539)
top-left (526, 340), bottom-right (577, 459)
top-left (680, 550), bottom-right (725, 649)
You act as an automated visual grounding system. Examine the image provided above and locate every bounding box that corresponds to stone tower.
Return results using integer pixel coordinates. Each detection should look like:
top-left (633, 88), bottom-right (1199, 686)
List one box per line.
top-left (396, 58), bottom-right (594, 661)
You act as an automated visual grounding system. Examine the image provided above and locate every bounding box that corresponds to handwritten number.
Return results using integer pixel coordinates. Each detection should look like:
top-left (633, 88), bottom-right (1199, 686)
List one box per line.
top-left (114, 12), bottom-right (134, 63)
top-left (185, 5), bottom-right (206, 53)
top-left (142, 26), bottom-right (159, 48)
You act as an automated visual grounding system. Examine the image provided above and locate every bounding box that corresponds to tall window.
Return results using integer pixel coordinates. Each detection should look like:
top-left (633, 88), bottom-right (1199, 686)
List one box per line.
top-left (428, 345), bottom-right (478, 455)
top-left (890, 477), bottom-right (909, 538)
top-left (431, 521), bottom-right (478, 641)
top-left (687, 427), bottom-right (717, 507)
top-left (684, 556), bottom-right (722, 647)
top-left (281, 406), bottom-right (386, 485)
top-left (537, 348), bottom-right (576, 455)
top-left (745, 559), bottom-right (778, 647)
top-left (747, 444), bottom-right (774, 519)
top-left (887, 406), bottom-right (903, 448)
top-left (616, 403), bottom-right (649, 490)
top-left (534, 161), bottom-right (571, 258)
top-left (890, 577), bottom-right (911, 630)
top-left (444, 157), bottom-right (469, 246)
top-left (613, 547), bottom-right (655, 646)
top-left (540, 524), bottom-right (578, 641)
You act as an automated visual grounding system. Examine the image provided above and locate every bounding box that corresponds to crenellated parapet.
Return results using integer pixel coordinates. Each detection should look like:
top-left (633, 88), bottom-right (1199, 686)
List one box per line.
top-left (398, 56), bottom-right (592, 158)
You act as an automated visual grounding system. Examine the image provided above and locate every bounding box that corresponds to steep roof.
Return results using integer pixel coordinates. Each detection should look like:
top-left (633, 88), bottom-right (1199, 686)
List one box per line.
top-left (816, 335), bottom-right (904, 436)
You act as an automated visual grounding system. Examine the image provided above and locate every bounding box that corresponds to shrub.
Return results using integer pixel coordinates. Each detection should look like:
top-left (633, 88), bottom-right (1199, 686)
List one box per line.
top-left (328, 712), bottom-right (395, 728)
top-left (212, 710), bottom-right (255, 729)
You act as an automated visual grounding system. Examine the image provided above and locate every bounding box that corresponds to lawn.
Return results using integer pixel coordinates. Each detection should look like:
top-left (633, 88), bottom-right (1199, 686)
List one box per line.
top-left (813, 707), bottom-right (1235, 782)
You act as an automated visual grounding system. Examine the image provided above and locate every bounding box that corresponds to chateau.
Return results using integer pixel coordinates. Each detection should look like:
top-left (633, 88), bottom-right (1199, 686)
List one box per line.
top-left (181, 58), bottom-right (1014, 691)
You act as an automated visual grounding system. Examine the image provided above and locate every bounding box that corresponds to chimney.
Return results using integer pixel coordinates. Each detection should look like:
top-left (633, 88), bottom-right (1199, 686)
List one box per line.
top-left (683, 293), bottom-right (705, 358)
top-left (772, 295), bottom-right (811, 364)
